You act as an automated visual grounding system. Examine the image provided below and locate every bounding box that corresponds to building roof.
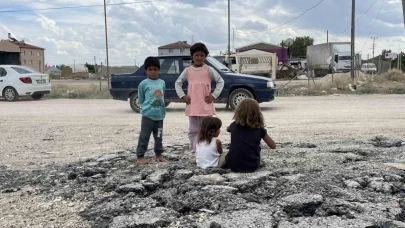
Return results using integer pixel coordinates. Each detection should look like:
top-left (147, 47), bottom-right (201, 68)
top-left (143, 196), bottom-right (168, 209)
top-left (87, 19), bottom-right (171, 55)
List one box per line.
top-left (236, 42), bottom-right (285, 51)
top-left (45, 67), bottom-right (62, 73)
top-left (13, 41), bottom-right (45, 50)
top-left (158, 41), bottom-right (191, 49)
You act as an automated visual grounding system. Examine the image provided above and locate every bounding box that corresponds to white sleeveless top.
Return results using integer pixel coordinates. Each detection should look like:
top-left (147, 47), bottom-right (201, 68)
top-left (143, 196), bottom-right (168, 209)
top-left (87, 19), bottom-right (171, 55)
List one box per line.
top-left (196, 137), bottom-right (219, 169)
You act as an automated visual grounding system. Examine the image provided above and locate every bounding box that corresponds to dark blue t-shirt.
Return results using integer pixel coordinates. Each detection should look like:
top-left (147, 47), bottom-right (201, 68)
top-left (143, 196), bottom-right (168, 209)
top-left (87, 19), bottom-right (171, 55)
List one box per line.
top-left (224, 122), bottom-right (267, 172)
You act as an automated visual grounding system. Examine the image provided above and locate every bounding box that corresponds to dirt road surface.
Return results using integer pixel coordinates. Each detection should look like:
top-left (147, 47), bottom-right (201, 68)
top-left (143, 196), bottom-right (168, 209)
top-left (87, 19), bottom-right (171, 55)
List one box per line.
top-left (1, 95), bottom-right (405, 227)
top-left (1, 95), bottom-right (404, 170)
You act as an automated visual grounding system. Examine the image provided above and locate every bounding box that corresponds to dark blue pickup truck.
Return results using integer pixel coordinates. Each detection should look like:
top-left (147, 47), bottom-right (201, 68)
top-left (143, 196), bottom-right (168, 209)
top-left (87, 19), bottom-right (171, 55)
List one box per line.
top-left (110, 55), bottom-right (277, 112)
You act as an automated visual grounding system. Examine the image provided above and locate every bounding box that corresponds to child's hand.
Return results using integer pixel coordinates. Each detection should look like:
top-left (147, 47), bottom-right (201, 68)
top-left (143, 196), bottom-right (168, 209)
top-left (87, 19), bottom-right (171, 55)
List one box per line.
top-left (182, 95), bottom-right (191, 104)
top-left (204, 95), bottom-right (215, 104)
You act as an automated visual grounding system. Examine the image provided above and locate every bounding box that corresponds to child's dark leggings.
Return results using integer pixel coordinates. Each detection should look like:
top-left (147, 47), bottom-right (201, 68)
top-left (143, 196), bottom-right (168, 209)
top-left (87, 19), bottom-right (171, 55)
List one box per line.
top-left (136, 116), bottom-right (164, 158)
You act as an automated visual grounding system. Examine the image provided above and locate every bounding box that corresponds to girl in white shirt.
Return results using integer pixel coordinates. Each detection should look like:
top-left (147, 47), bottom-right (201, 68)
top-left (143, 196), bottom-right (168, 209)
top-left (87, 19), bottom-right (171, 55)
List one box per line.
top-left (196, 117), bottom-right (225, 169)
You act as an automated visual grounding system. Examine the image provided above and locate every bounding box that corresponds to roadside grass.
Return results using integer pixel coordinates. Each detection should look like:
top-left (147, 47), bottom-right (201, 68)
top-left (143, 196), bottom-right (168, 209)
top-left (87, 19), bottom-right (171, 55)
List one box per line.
top-left (47, 84), bottom-right (112, 99)
top-left (45, 70), bottom-right (404, 99)
top-left (277, 70), bottom-right (405, 96)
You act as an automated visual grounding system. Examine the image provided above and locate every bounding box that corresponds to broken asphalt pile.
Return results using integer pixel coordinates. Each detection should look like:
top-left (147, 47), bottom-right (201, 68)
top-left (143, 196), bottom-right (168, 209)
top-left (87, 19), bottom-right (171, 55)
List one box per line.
top-left (1, 136), bottom-right (405, 228)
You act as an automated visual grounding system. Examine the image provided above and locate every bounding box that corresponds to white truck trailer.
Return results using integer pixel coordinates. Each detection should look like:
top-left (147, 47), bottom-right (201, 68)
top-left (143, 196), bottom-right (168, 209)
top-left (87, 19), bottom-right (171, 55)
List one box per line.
top-left (306, 42), bottom-right (351, 77)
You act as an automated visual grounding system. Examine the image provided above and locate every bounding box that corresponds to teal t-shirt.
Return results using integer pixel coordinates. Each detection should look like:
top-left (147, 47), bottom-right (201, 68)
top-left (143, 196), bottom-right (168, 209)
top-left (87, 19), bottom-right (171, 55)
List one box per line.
top-left (138, 78), bottom-right (166, 120)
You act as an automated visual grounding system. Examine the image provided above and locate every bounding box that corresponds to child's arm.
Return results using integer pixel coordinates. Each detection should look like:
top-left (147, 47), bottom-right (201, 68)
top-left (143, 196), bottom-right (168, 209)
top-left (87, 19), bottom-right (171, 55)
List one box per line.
top-left (263, 134), bottom-right (276, 149)
top-left (226, 122), bottom-right (234, 132)
top-left (175, 69), bottom-right (190, 104)
top-left (208, 67), bottom-right (225, 100)
top-left (138, 81), bottom-right (145, 105)
top-left (216, 139), bottom-right (223, 154)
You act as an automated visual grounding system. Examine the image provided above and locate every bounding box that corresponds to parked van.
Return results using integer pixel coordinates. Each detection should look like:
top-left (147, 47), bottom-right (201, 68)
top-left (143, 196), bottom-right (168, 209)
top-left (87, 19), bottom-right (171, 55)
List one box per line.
top-left (361, 63), bottom-right (377, 74)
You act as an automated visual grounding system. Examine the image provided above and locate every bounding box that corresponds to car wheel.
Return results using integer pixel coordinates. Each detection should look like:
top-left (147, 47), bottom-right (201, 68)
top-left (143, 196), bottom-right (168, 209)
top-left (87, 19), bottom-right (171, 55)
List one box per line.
top-left (229, 88), bottom-right (254, 110)
top-left (3, 87), bottom-right (19, 102)
top-left (31, 94), bottom-right (44, 100)
top-left (164, 101), bottom-right (170, 107)
top-left (129, 93), bottom-right (141, 113)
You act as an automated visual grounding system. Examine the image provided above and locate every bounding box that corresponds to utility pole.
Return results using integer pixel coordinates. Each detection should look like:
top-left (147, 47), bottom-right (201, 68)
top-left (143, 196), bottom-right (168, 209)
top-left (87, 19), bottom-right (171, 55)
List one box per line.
top-left (371, 37), bottom-right (378, 59)
top-left (103, 0), bottom-right (110, 89)
top-left (350, 0), bottom-right (355, 81)
top-left (73, 60), bottom-right (75, 74)
top-left (93, 56), bottom-right (97, 72)
top-left (134, 59), bottom-right (137, 68)
top-left (232, 29), bottom-right (235, 51)
top-left (94, 56), bottom-right (97, 81)
top-left (227, 0), bottom-right (231, 68)
top-left (100, 62), bottom-right (103, 91)
top-left (397, 44), bottom-right (401, 70)
top-left (327, 30), bottom-right (328, 43)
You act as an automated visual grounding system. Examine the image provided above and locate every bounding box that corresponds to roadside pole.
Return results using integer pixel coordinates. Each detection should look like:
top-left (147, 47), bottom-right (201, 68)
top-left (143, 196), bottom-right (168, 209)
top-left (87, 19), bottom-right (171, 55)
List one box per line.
top-left (100, 62), bottom-right (103, 92)
top-left (331, 53), bottom-right (334, 84)
top-left (227, 0), bottom-right (231, 68)
top-left (103, 0), bottom-right (110, 89)
top-left (350, 0), bottom-right (355, 81)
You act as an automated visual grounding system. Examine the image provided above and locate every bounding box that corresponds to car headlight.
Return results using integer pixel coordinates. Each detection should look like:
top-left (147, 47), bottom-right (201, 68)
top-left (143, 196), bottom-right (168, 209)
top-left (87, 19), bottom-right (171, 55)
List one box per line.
top-left (267, 81), bottom-right (274, 88)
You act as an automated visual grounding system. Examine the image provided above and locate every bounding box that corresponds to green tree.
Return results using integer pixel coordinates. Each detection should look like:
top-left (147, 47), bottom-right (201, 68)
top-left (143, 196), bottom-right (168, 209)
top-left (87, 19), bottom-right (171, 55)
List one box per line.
top-left (281, 36), bottom-right (314, 58)
top-left (85, 62), bottom-right (95, 73)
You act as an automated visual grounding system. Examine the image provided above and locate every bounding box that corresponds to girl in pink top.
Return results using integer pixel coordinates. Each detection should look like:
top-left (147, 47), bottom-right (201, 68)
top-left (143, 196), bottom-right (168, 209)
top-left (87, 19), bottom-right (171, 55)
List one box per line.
top-left (175, 42), bottom-right (224, 153)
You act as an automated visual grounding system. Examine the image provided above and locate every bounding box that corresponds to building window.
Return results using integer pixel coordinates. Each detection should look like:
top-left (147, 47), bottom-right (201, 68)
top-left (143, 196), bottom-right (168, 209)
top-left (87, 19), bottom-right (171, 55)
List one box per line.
top-left (180, 48), bottom-right (184, 53)
top-left (169, 49), bottom-right (173, 53)
top-left (30, 60), bottom-right (33, 64)
top-left (37, 52), bottom-right (41, 56)
top-left (23, 60), bottom-right (26, 64)
top-left (21, 51), bottom-right (25, 55)
top-left (29, 51), bottom-right (32, 56)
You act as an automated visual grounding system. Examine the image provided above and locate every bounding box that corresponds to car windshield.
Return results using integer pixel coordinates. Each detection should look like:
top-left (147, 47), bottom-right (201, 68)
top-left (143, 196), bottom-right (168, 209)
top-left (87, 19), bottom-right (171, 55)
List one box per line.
top-left (11, 66), bottom-right (38, 74)
top-left (206, 57), bottom-right (232, 72)
top-left (338, 56), bottom-right (352, 61)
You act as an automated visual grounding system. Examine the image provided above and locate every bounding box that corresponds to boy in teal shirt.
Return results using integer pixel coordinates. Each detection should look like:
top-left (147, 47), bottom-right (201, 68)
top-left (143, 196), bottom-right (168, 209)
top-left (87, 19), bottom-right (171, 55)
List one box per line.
top-left (136, 57), bottom-right (166, 164)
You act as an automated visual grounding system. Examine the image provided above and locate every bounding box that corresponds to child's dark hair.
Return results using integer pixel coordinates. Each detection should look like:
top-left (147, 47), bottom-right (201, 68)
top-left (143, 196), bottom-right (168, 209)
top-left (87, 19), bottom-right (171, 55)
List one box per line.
top-left (144, 56), bottom-right (160, 70)
top-left (198, 117), bottom-right (222, 144)
top-left (234, 98), bottom-right (265, 128)
top-left (190, 42), bottom-right (209, 57)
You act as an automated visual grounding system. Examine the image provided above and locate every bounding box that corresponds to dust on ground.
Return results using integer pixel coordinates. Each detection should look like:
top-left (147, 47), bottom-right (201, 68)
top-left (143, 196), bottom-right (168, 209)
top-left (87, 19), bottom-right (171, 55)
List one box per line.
top-left (1, 96), bottom-right (405, 227)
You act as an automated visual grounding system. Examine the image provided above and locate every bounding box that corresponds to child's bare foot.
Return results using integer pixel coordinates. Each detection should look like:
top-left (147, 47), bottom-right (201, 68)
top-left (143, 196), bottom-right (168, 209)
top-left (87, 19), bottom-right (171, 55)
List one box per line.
top-left (155, 155), bottom-right (166, 162)
top-left (137, 158), bottom-right (149, 165)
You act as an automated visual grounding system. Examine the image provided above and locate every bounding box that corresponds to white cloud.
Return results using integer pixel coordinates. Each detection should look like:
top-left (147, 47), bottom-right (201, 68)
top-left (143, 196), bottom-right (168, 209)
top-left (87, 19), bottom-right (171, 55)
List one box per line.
top-left (387, 0), bottom-right (401, 4)
top-left (36, 15), bottom-right (63, 36)
top-left (268, 7), bottom-right (291, 16)
top-left (0, 0), bottom-right (403, 66)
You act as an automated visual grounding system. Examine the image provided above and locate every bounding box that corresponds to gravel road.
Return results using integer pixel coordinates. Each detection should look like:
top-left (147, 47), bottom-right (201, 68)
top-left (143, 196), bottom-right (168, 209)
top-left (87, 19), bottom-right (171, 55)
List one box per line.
top-left (1, 95), bottom-right (404, 170)
top-left (0, 95), bottom-right (405, 227)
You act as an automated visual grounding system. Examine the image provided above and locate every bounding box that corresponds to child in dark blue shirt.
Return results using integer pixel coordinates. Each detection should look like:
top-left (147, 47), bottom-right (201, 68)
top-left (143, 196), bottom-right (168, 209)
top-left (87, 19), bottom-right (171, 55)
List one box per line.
top-left (223, 98), bottom-right (276, 172)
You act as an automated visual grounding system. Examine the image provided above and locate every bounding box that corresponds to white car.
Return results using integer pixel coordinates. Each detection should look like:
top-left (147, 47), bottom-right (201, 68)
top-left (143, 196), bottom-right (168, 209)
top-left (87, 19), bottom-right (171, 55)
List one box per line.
top-left (361, 63), bottom-right (377, 74)
top-left (0, 65), bottom-right (51, 101)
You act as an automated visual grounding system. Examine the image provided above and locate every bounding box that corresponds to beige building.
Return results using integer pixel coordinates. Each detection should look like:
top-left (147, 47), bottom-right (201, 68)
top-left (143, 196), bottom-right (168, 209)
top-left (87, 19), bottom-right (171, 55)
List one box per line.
top-left (158, 41), bottom-right (191, 56)
top-left (0, 34), bottom-right (45, 73)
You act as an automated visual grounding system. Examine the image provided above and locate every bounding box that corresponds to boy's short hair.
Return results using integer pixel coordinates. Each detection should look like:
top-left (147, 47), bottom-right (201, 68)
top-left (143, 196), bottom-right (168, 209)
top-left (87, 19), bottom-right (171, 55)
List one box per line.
top-left (144, 57), bottom-right (160, 70)
top-left (190, 42), bottom-right (209, 57)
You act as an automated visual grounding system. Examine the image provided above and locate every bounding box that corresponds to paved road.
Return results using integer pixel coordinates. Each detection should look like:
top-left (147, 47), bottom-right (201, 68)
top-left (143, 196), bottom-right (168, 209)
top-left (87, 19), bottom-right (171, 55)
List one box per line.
top-left (1, 95), bottom-right (404, 169)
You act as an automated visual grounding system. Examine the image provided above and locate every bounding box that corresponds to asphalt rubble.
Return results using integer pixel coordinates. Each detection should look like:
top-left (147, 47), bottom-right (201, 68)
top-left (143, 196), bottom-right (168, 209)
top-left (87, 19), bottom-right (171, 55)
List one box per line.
top-left (1, 135), bottom-right (405, 228)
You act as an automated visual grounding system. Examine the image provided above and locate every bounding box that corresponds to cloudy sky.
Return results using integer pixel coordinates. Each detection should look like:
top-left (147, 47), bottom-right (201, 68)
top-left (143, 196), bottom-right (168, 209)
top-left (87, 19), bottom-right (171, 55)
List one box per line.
top-left (0, 0), bottom-right (404, 66)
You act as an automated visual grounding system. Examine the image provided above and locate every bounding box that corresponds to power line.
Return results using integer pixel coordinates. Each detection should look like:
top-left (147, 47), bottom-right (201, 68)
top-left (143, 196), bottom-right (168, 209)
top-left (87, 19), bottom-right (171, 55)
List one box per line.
top-left (236, 0), bottom-right (325, 34)
top-left (0, 0), bottom-right (163, 14)
top-left (360, 0), bottom-right (385, 52)
top-left (234, 33), bottom-right (256, 45)
top-left (336, 0), bottom-right (378, 35)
